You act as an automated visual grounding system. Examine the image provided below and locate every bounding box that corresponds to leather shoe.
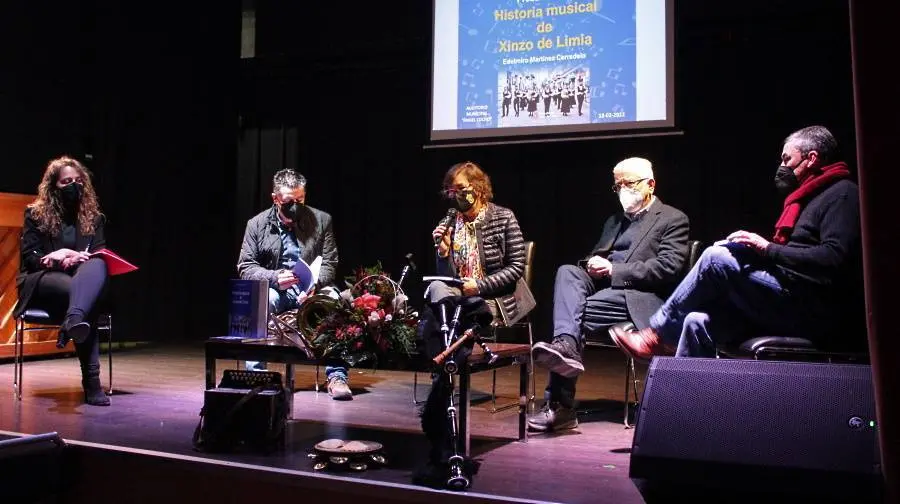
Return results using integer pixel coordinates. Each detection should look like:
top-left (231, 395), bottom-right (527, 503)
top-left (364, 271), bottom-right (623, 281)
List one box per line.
top-left (608, 325), bottom-right (673, 362)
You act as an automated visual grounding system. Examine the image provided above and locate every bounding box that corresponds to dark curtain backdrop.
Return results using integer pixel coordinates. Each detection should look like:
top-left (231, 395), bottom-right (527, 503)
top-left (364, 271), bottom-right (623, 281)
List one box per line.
top-left (0, 1), bottom-right (241, 342)
top-left (1, 0), bottom-right (857, 344)
top-left (238, 0), bottom-right (857, 340)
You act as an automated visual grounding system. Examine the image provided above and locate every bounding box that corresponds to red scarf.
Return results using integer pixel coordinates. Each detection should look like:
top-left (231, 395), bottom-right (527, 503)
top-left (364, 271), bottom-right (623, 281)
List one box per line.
top-left (773, 161), bottom-right (851, 244)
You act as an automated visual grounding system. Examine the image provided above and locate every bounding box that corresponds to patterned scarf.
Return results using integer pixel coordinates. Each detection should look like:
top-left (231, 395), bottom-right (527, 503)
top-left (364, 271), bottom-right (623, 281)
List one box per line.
top-left (451, 207), bottom-right (486, 280)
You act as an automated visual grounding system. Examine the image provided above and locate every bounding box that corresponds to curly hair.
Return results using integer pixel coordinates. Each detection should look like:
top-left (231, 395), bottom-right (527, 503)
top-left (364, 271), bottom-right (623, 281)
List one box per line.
top-left (28, 156), bottom-right (103, 236)
top-left (442, 161), bottom-right (494, 202)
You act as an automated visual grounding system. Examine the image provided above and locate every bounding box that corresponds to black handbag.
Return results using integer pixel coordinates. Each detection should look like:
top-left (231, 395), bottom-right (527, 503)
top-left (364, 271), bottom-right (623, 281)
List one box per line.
top-left (192, 370), bottom-right (288, 453)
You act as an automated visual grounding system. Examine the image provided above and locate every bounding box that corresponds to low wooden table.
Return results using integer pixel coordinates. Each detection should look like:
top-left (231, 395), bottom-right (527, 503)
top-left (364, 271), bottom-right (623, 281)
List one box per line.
top-left (204, 336), bottom-right (531, 456)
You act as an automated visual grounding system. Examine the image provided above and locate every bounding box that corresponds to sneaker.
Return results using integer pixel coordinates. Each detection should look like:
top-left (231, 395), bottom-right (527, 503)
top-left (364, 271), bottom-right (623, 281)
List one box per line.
top-left (527, 402), bottom-right (578, 432)
top-left (532, 338), bottom-right (584, 378)
top-left (327, 377), bottom-right (353, 401)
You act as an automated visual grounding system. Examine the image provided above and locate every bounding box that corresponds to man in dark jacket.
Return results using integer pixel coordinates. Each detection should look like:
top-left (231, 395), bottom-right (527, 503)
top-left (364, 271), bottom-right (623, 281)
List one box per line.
top-left (529, 157), bottom-right (690, 432)
top-left (611, 125), bottom-right (863, 364)
top-left (236, 169), bottom-right (348, 399)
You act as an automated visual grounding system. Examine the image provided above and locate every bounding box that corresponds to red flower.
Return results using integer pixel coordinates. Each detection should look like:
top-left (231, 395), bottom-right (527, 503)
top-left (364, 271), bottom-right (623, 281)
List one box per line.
top-left (352, 292), bottom-right (382, 313)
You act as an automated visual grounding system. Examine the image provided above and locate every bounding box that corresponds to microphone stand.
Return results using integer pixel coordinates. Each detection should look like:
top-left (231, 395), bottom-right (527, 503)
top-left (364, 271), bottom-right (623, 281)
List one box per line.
top-left (398, 253), bottom-right (415, 289)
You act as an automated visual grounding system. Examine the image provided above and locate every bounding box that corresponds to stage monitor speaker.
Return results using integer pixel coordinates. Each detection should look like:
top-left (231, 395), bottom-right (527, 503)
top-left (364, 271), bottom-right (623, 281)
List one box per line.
top-left (630, 357), bottom-right (881, 498)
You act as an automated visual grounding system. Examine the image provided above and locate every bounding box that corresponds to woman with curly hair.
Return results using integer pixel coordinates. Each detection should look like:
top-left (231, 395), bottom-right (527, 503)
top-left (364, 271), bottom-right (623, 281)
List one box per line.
top-left (15, 156), bottom-right (110, 406)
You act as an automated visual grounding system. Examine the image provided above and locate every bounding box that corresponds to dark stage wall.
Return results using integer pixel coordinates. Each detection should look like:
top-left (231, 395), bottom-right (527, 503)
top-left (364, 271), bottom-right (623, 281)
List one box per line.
top-left (0, 0), bottom-right (858, 345)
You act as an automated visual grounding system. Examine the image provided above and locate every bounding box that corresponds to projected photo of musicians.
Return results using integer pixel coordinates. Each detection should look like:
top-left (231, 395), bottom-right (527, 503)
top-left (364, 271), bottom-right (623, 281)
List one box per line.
top-left (497, 68), bottom-right (591, 128)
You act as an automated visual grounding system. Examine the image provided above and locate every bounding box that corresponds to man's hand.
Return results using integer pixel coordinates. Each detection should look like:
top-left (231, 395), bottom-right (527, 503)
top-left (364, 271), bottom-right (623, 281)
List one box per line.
top-left (586, 255), bottom-right (612, 279)
top-left (275, 269), bottom-right (300, 290)
top-left (40, 248), bottom-right (78, 268)
top-left (461, 277), bottom-right (479, 296)
top-left (726, 230), bottom-right (770, 253)
top-left (432, 224), bottom-right (453, 257)
top-left (60, 251), bottom-right (91, 270)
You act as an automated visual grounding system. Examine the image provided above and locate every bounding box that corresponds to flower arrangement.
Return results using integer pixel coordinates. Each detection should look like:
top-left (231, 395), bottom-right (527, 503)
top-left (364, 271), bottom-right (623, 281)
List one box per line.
top-left (305, 263), bottom-right (418, 366)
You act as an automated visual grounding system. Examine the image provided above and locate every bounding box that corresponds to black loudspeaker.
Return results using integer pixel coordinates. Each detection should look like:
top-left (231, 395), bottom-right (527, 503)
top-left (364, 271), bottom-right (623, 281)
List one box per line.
top-left (630, 357), bottom-right (881, 498)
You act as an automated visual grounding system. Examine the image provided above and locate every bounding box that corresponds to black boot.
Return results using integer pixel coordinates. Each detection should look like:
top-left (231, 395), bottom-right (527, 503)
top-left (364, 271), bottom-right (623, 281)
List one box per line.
top-left (82, 364), bottom-right (110, 406)
top-left (63, 313), bottom-right (91, 345)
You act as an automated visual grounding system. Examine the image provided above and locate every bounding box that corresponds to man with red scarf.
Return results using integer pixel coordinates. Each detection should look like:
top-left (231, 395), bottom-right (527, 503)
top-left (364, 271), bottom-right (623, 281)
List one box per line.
top-left (610, 125), bottom-right (863, 359)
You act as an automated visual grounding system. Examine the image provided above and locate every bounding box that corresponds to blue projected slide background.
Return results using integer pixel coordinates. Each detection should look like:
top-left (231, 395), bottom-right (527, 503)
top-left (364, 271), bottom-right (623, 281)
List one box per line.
top-left (456, 0), bottom-right (635, 131)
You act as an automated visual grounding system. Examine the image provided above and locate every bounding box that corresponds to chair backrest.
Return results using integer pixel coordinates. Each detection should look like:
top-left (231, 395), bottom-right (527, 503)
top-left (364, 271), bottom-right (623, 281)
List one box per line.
top-left (522, 241), bottom-right (535, 288)
top-left (684, 240), bottom-right (702, 275)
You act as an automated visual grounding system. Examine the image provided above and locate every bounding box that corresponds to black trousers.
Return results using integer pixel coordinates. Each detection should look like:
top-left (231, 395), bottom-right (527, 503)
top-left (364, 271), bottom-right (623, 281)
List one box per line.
top-left (29, 257), bottom-right (108, 369)
top-left (545, 264), bottom-right (630, 408)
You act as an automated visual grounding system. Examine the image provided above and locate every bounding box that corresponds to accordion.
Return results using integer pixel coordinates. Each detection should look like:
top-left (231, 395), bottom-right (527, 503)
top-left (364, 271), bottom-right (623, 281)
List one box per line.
top-left (192, 370), bottom-right (288, 453)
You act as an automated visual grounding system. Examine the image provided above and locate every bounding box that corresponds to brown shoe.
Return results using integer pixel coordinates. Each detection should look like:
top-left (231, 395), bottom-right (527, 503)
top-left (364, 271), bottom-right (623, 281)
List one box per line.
top-left (608, 325), bottom-right (673, 362)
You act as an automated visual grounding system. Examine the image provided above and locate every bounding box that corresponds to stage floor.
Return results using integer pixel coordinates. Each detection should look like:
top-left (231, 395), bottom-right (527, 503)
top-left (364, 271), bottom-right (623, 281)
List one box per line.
top-left (1, 342), bottom-right (649, 504)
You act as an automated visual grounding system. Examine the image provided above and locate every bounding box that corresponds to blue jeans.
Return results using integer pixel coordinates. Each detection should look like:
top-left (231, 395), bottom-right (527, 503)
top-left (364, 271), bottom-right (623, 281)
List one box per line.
top-left (246, 288), bottom-right (349, 382)
top-left (649, 244), bottom-right (828, 357)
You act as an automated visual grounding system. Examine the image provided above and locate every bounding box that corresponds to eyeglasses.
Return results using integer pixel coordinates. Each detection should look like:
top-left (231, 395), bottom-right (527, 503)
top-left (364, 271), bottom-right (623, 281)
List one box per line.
top-left (611, 178), bottom-right (647, 193)
top-left (441, 185), bottom-right (473, 198)
top-left (59, 177), bottom-right (84, 186)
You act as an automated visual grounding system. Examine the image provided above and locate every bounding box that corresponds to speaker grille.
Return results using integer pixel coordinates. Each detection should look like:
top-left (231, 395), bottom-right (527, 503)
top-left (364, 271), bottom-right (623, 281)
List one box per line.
top-left (632, 357), bottom-right (878, 475)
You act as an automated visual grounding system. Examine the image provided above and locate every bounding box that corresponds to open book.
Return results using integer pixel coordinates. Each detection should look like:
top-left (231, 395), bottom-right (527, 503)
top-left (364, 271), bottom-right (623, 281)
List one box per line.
top-left (90, 248), bottom-right (139, 276)
top-left (422, 275), bottom-right (464, 287)
top-left (292, 256), bottom-right (322, 294)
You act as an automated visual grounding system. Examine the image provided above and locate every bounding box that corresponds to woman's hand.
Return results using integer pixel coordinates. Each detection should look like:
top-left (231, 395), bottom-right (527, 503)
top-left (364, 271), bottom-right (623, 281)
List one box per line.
top-left (60, 251), bottom-right (91, 270)
top-left (461, 277), bottom-right (479, 296)
top-left (432, 224), bottom-right (453, 257)
top-left (40, 248), bottom-right (78, 268)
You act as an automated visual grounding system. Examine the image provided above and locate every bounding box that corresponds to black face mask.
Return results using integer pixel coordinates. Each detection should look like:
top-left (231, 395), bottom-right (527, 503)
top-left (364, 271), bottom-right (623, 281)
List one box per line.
top-left (280, 200), bottom-right (304, 222)
top-left (59, 183), bottom-right (83, 208)
top-left (774, 165), bottom-right (799, 196)
top-left (454, 189), bottom-right (476, 212)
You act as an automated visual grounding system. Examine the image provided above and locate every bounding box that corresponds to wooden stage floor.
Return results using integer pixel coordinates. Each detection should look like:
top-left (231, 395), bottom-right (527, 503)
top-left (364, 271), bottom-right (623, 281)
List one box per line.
top-left (0, 342), bottom-right (651, 503)
top-left (0, 343), bottom-right (875, 503)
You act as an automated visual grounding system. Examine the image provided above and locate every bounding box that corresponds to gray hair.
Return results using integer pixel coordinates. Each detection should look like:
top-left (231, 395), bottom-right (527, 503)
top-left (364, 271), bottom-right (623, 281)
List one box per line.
top-left (784, 125), bottom-right (838, 164)
top-left (272, 169), bottom-right (307, 192)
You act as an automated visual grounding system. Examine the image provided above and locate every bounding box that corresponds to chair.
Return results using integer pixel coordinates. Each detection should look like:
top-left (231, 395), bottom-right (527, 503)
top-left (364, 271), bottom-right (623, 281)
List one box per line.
top-left (13, 309), bottom-right (114, 400)
top-left (485, 240), bottom-right (537, 413)
top-left (413, 241), bottom-right (537, 413)
top-left (582, 239), bottom-right (703, 428)
top-left (718, 335), bottom-right (869, 363)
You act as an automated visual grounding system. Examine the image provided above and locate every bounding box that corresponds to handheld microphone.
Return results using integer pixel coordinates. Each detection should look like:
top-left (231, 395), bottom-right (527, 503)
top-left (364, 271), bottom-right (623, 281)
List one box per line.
top-left (433, 208), bottom-right (458, 247)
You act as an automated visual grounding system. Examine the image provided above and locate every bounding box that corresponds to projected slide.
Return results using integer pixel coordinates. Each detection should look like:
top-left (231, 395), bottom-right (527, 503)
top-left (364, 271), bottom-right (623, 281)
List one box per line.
top-left (431, 0), bottom-right (672, 141)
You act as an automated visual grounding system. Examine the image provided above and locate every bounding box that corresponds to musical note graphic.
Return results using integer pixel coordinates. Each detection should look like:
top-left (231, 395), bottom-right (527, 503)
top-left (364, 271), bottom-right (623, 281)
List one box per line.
top-left (614, 83), bottom-right (626, 96)
top-left (612, 104), bottom-right (624, 114)
top-left (471, 58), bottom-right (484, 70)
top-left (606, 67), bottom-right (622, 80)
top-left (465, 91), bottom-right (479, 106)
top-left (459, 23), bottom-right (478, 36)
top-left (462, 72), bottom-right (476, 88)
top-left (472, 2), bottom-right (483, 16)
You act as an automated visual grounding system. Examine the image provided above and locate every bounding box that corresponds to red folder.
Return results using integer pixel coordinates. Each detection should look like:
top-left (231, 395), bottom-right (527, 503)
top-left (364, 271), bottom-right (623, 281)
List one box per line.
top-left (90, 248), bottom-right (139, 276)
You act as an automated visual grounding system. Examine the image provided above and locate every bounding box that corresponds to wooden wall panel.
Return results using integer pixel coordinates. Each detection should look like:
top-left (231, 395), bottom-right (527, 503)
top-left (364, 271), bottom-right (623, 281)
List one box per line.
top-left (0, 193), bottom-right (72, 359)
